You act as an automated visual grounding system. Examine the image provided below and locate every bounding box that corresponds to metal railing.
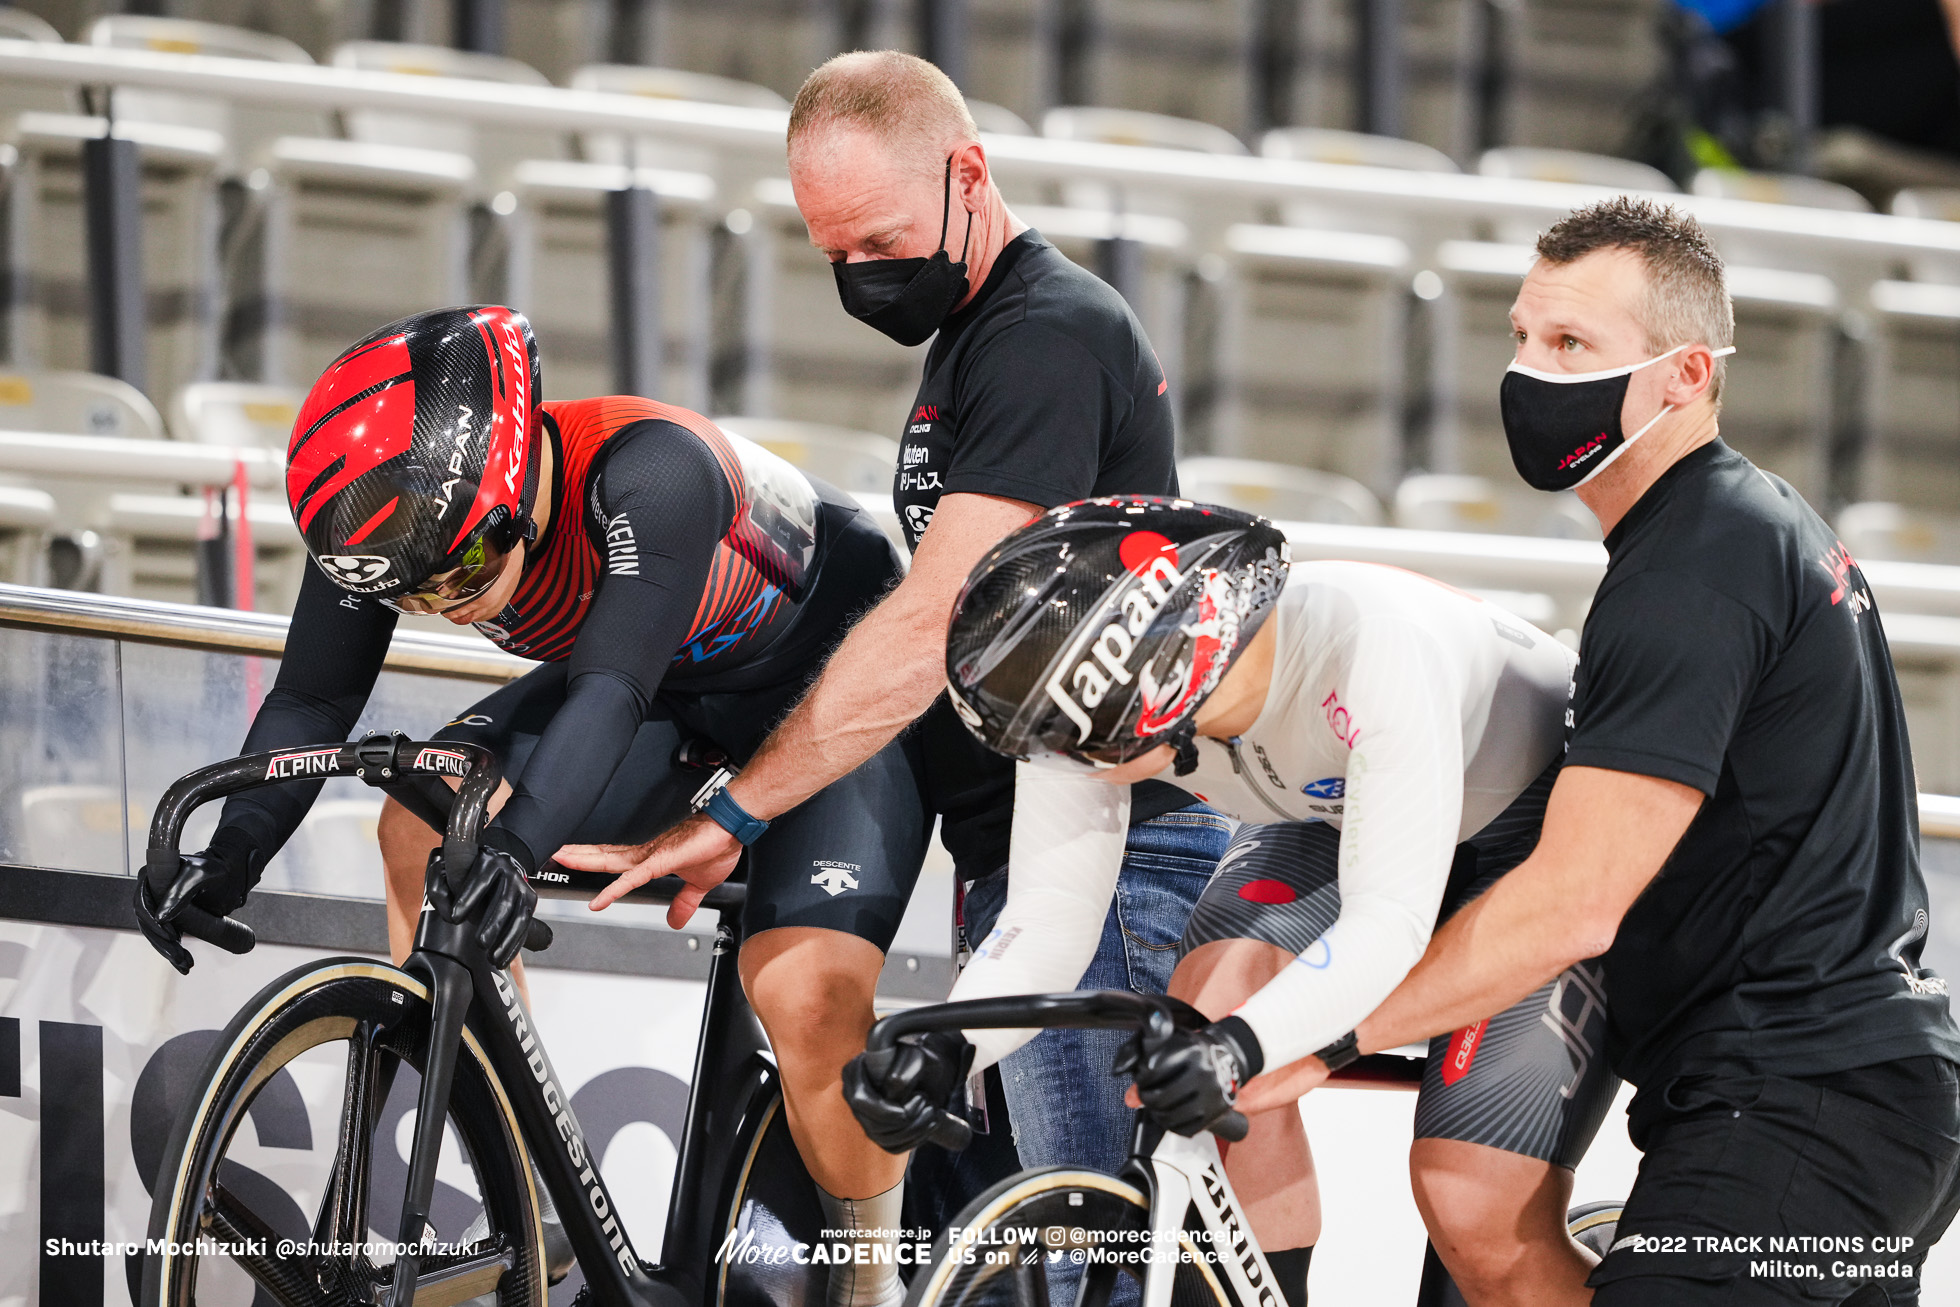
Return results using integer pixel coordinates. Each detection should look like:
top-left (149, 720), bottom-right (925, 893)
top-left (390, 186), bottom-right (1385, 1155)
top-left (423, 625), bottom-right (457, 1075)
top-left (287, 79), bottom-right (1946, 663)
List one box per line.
top-left (0, 581), bottom-right (525, 680)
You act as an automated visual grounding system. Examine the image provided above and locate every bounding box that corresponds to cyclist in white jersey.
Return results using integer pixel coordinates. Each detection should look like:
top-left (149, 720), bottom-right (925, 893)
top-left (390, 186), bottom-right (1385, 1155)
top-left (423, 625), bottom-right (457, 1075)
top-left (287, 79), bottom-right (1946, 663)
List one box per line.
top-left (843, 497), bottom-right (1617, 1307)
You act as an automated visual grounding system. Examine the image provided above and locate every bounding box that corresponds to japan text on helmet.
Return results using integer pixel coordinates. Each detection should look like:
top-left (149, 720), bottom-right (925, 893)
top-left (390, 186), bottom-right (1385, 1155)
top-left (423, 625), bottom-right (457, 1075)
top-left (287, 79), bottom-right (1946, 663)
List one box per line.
top-left (945, 497), bottom-right (1289, 767)
top-left (287, 305), bottom-right (543, 602)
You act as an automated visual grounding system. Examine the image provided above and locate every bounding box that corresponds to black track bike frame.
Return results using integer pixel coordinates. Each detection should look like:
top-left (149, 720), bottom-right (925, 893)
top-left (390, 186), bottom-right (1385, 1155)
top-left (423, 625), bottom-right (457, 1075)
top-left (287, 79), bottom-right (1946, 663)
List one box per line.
top-left (147, 732), bottom-right (773, 1307)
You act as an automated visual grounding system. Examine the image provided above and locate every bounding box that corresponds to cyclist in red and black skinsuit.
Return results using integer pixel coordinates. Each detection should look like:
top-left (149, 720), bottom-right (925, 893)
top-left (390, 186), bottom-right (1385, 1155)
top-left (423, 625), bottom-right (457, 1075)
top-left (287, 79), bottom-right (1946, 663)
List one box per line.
top-left (138, 307), bottom-right (930, 1018)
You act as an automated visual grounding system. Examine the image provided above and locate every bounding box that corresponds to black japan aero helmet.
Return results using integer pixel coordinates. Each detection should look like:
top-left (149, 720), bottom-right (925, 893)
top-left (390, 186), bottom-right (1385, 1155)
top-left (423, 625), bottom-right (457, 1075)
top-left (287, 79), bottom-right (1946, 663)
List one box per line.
top-left (946, 497), bottom-right (1289, 768)
top-left (286, 305), bottom-right (544, 606)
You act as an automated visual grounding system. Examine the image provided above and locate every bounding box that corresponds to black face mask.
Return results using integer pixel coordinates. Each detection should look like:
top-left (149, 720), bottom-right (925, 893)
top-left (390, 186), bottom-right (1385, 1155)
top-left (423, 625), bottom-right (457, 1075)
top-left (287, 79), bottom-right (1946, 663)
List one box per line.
top-left (832, 156), bottom-right (973, 347)
top-left (1498, 344), bottom-right (1734, 492)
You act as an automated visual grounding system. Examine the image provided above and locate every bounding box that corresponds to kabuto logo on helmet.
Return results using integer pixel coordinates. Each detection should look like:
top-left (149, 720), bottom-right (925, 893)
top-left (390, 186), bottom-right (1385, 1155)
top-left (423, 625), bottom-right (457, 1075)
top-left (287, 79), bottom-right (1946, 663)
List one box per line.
top-left (317, 554), bottom-right (392, 587)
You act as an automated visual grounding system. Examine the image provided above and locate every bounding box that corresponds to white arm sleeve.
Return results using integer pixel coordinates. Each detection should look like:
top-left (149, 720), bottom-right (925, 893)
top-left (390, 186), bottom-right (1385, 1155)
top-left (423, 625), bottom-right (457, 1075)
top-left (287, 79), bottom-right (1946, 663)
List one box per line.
top-left (947, 761), bottom-right (1131, 1071)
top-left (1233, 618), bottom-right (1467, 1068)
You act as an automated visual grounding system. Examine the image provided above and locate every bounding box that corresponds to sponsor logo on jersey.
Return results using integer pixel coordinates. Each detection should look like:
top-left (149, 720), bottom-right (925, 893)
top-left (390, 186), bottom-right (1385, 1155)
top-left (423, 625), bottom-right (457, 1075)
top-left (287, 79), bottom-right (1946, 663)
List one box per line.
top-left (604, 511), bottom-right (639, 575)
top-left (1440, 1018), bottom-right (1487, 1086)
top-left (266, 747), bottom-right (340, 780)
top-left (1302, 777), bottom-right (1345, 799)
top-left (318, 554), bottom-right (392, 587)
top-left (1251, 743), bottom-right (1285, 789)
top-left (1490, 617), bottom-right (1535, 648)
top-left (1319, 690), bottom-right (1361, 749)
top-left (412, 747), bottom-right (470, 778)
top-left (902, 443), bottom-right (930, 466)
top-left (1820, 541), bottom-right (1873, 620)
top-left (899, 470), bottom-right (943, 492)
top-left (904, 503), bottom-right (936, 536)
top-left (811, 861), bottom-right (861, 896)
top-left (910, 404), bottom-right (940, 424)
top-left (445, 713), bottom-right (494, 728)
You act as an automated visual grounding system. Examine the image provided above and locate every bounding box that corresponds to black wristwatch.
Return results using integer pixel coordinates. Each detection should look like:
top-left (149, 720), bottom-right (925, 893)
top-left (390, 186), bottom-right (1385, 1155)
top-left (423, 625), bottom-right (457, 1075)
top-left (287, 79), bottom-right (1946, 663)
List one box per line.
top-left (1314, 1030), bottom-right (1361, 1072)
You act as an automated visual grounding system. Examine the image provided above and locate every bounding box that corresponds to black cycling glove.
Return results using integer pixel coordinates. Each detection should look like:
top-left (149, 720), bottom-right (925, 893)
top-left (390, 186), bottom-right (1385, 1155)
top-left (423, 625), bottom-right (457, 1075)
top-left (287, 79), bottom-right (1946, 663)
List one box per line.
top-left (433, 828), bottom-right (539, 970)
top-left (1115, 1010), bottom-right (1264, 1137)
top-left (841, 1030), bottom-right (974, 1153)
top-left (134, 829), bottom-right (265, 973)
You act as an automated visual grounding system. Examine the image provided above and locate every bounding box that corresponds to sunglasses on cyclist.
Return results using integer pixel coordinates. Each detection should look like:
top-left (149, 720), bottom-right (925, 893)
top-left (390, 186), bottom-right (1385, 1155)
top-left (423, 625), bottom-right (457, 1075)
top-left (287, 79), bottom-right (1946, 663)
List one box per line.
top-left (382, 535), bottom-right (511, 615)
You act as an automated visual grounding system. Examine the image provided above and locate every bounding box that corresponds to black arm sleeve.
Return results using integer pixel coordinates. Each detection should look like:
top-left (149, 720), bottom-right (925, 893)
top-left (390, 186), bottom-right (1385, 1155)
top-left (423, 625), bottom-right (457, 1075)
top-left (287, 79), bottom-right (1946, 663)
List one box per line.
top-left (488, 421), bottom-right (738, 865)
top-left (210, 562), bottom-right (398, 868)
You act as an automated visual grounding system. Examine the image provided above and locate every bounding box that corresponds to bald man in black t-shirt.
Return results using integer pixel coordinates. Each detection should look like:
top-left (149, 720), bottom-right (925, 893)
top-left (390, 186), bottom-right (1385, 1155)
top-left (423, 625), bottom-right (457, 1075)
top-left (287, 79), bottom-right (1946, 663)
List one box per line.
top-left (559, 50), bottom-right (1228, 1307)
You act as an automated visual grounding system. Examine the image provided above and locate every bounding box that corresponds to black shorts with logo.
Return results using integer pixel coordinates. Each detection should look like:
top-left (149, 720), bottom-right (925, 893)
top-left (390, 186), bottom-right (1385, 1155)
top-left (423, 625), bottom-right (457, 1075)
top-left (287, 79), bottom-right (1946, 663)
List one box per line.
top-left (1179, 762), bottom-right (1620, 1168)
top-left (435, 661), bottom-right (932, 952)
top-left (1588, 1057), bottom-right (1960, 1305)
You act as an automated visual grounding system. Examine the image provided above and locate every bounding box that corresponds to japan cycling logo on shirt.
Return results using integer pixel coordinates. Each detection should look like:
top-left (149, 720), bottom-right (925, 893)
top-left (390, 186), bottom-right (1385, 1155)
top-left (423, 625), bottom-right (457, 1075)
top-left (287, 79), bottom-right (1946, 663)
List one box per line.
top-left (1302, 777), bottom-right (1345, 799)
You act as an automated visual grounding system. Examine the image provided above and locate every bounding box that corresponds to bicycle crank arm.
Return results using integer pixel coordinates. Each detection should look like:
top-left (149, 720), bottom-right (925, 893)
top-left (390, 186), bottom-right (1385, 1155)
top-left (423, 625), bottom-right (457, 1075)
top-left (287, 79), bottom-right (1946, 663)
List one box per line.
top-left (376, 1245), bottom-right (516, 1307)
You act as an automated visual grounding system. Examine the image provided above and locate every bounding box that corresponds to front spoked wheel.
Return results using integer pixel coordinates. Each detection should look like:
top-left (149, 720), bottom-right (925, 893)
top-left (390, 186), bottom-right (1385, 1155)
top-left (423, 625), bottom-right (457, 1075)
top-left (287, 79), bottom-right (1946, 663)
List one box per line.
top-left (140, 957), bottom-right (547, 1307)
top-left (906, 1167), bottom-right (1230, 1307)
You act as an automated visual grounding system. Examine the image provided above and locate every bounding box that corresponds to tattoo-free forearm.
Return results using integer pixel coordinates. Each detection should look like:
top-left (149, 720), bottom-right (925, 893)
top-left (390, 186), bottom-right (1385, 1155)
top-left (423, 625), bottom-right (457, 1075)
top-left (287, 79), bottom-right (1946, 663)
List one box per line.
top-left (1355, 853), bottom-right (1601, 1054)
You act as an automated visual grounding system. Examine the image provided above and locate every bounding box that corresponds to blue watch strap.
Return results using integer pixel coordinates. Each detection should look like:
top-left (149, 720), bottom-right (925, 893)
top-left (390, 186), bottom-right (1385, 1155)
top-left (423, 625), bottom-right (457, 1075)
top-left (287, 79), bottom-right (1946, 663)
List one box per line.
top-left (693, 770), bottom-right (770, 845)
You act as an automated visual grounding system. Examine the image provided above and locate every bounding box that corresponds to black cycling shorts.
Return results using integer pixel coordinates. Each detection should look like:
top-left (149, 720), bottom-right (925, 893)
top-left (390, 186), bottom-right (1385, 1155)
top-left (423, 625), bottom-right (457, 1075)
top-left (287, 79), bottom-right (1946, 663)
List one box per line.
top-left (436, 662), bottom-right (931, 953)
top-left (1589, 1057), bottom-right (1960, 1305)
top-left (1179, 761), bottom-right (1620, 1168)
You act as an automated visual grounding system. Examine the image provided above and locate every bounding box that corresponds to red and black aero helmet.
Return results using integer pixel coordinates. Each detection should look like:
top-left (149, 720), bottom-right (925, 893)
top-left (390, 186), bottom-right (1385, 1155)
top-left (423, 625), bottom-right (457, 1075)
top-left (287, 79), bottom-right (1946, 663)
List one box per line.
top-left (945, 497), bottom-right (1289, 767)
top-left (287, 305), bottom-right (543, 602)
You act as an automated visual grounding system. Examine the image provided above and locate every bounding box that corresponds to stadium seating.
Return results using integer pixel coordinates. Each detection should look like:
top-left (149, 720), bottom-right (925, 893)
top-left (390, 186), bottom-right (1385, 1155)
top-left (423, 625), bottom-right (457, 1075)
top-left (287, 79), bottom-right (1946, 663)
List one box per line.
top-left (496, 159), bottom-right (718, 407)
top-left (1393, 472), bottom-right (1595, 539)
top-left (569, 62), bottom-right (786, 173)
top-left (84, 15), bottom-right (321, 169)
top-left (1, 113), bottom-right (223, 404)
top-left (1476, 147), bottom-right (1675, 192)
top-left (329, 40), bottom-right (565, 183)
top-left (1839, 502), bottom-right (1960, 567)
top-left (1197, 223), bottom-right (1412, 492)
top-left (740, 176), bottom-right (927, 436)
top-left (1060, 1), bottom-right (1259, 140)
top-left (1177, 455), bottom-right (1384, 525)
top-left (167, 381), bottom-right (300, 449)
top-left (224, 136), bottom-right (475, 388)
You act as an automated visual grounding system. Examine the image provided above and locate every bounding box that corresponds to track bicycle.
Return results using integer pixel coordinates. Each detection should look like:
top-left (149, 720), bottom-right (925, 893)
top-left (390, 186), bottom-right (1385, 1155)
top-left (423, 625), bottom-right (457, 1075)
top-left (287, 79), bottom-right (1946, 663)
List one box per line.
top-left (137, 731), bottom-right (827, 1307)
top-left (867, 993), bottom-right (1624, 1307)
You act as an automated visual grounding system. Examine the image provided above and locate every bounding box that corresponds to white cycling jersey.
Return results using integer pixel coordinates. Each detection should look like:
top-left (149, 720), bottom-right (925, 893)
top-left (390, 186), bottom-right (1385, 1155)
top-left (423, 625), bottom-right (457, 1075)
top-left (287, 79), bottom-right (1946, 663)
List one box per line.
top-left (951, 560), bottom-right (1576, 1071)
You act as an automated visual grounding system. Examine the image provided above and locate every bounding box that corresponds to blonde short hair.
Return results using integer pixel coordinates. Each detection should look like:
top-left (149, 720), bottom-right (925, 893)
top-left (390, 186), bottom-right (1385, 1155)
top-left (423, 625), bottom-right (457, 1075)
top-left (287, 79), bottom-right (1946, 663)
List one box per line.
top-left (788, 50), bottom-right (978, 175)
top-left (1536, 197), bottom-right (1735, 405)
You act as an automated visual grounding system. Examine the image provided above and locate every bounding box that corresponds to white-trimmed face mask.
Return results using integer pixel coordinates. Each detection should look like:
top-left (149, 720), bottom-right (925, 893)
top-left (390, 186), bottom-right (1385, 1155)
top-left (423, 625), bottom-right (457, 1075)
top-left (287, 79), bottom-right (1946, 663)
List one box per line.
top-left (1500, 344), bottom-right (1737, 491)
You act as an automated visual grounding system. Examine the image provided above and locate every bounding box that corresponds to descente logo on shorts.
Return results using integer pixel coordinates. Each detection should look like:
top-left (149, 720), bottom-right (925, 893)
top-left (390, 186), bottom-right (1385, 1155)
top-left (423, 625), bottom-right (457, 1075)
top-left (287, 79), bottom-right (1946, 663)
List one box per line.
top-left (810, 861), bottom-right (860, 896)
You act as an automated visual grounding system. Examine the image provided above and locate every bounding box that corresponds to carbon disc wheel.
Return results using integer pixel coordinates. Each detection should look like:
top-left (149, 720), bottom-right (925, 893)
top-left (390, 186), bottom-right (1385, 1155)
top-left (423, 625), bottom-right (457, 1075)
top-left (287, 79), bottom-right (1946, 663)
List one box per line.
top-left (905, 1167), bottom-right (1231, 1307)
top-left (139, 957), bottom-right (547, 1307)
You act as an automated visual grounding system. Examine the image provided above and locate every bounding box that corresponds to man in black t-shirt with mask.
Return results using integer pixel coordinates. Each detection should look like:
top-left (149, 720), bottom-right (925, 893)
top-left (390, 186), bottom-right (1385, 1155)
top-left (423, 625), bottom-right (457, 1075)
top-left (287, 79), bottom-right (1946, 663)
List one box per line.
top-left (1245, 198), bottom-right (1960, 1303)
top-left (558, 49), bottom-right (1229, 1307)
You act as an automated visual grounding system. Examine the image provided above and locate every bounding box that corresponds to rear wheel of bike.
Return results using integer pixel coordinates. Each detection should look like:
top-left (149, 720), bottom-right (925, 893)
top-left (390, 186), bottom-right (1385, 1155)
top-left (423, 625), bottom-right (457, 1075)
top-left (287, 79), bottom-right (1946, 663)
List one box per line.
top-left (906, 1167), bottom-right (1231, 1307)
top-left (139, 957), bottom-right (547, 1307)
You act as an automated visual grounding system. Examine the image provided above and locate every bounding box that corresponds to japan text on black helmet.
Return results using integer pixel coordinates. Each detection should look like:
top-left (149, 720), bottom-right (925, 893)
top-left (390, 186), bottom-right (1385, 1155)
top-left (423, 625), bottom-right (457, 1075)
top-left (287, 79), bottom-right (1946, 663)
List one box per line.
top-left (946, 497), bottom-right (1289, 766)
top-left (286, 305), bottom-right (543, 602)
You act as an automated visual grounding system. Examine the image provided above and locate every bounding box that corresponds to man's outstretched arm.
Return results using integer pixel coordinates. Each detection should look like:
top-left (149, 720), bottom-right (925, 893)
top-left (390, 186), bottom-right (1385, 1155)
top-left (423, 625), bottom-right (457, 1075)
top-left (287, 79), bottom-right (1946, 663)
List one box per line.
top-left (1236, 765), bottom-right (1703, 1113)
top-left (561, 491), bottom-right (1039, 921)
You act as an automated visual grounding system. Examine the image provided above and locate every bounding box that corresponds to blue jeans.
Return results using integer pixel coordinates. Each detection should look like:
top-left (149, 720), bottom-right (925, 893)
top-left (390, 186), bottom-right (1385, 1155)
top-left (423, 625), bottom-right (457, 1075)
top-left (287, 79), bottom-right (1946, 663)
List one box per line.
top-left (961, 803), bottom-right (1234, 1173)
